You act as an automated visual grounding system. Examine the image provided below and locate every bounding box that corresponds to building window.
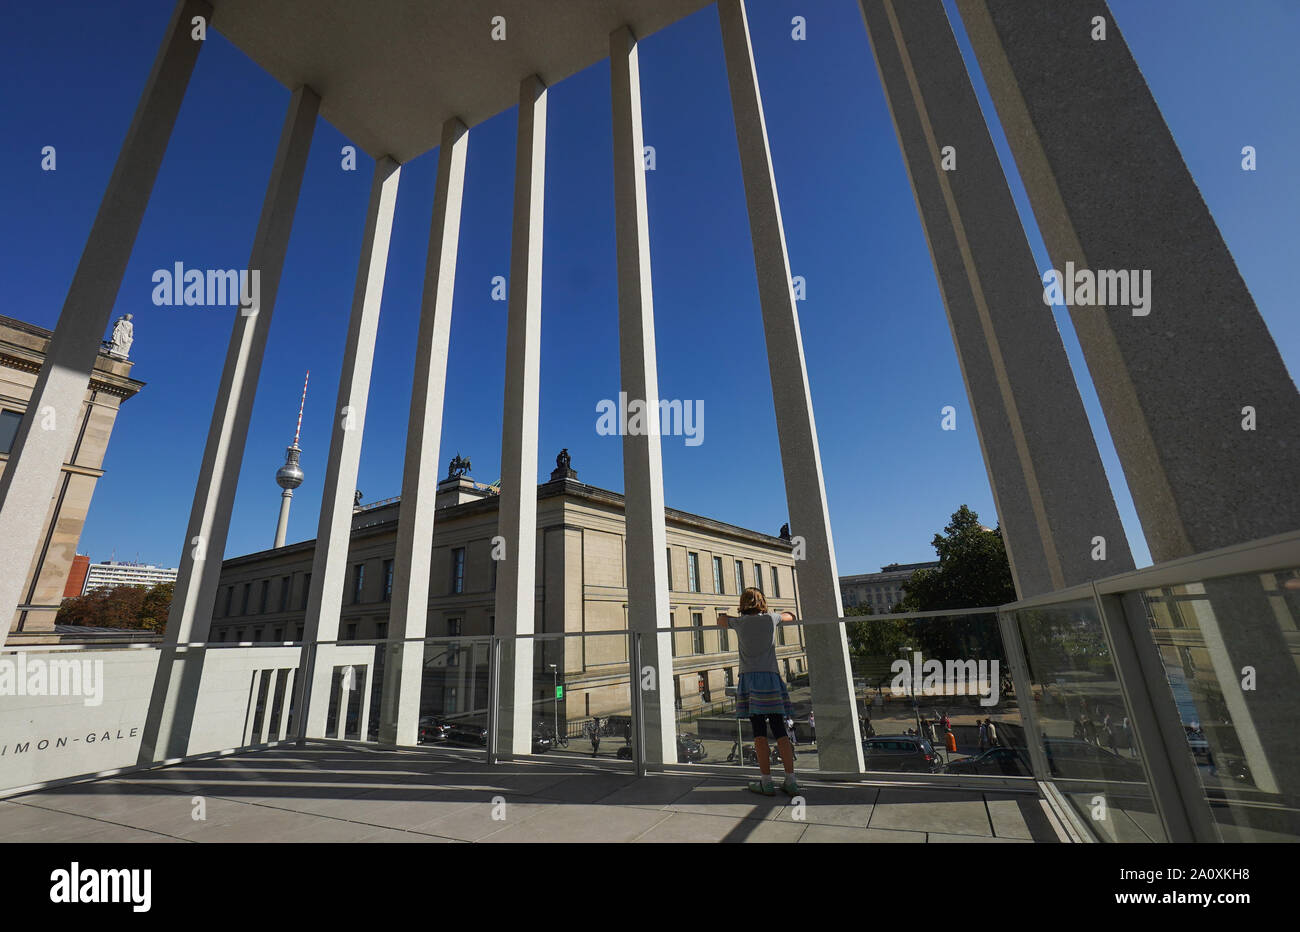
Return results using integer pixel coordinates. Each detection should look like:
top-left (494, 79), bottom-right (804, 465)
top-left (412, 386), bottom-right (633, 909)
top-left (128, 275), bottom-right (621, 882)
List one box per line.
top-left (734, 560), bottom-right (744, 593)
top-left (240, 584), bottom-right (250, 615)
top-left (754, 563), bottom-right (764, 594)
top-left (712, 556), bottom-right (723, 594)
top-left (771, 566), bottom-right (781, 598)
top-left (447, 618), bottom-right (462, 667)
top-left (345, 623), bottom-right (357, 641)
top-left (376, 622), bottom-right (388, 640)
top-left (0, 409), bottom-right (22, 455)
top-left (352, 563), bottom-right (365, 604)
top-left (301, 573), bottom-right (312, 610)
top-left (383, 559), bottom-right (394, 601)
top-left (279, 576), bottom-right (291, 612)
top-left (273, 627), bottom-right (283, 642)
top-left (235, 628), bottom-right (245, 642)
top-left (724, 667), bottom-right (734, 688)
top-left (451, 548), bottom-right (465, 594)
top-left (687, 552), bottom-right (700, 593)
top-left (224, 586), bottom-right (233, 617)
top-left (259, 580), bottom-right (269, 614)
top-left (665, 548), bottom-right (673, 590)
top-left (691, 612), bottom-right (704, 654)
top-left (253, 627), bottom-right (263, 642)
top-left (295, 625), bottom-right (305, 641)
top-left (720, 622), bottom-right (730, 652)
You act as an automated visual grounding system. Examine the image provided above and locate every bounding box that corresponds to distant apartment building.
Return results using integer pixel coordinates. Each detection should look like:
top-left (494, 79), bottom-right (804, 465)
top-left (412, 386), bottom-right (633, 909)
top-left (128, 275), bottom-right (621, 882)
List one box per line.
top-left (0, 315), bottom-right (144, 636)
top-left (81, 560), bottom-right (178, 595)
top-left (840, 561), bottom-right (939, 612)
top-left (213, 463), bottom-right (804, 728)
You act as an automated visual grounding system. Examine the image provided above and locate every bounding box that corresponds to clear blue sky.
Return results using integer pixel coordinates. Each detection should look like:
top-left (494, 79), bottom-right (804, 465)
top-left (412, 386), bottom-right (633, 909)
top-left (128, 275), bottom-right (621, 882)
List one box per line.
top-left (2, 1), bottom-right (1296, 576)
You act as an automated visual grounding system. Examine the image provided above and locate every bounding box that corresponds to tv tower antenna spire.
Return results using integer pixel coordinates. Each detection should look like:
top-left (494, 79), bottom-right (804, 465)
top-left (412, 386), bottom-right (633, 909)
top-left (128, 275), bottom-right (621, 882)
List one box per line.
top-left (274, 371), bottom-right (309, 548)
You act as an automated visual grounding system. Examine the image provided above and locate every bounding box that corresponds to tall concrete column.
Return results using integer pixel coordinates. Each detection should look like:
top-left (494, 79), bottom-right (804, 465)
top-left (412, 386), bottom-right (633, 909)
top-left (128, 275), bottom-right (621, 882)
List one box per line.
top-left (859, 0), bottom-right (1132, 596)
top-left (294, 157), bottom-right (402, 740)
top-left (0, 0), bottom-right (209, 639)
top-left (610, 26), bottom-right (677, 767)
top-left (716, 0), bottom-right (862, 772)
top-left (378, 117), bottom-right (469, 747)
top-left (494, 75), bottom-right (547, 757)
top-left (955, 0), bottom-right (1300, 561)
top-left (956, 0), bottom-right (1300, 801)
top-left (139, 86), bottom-right (319, 763)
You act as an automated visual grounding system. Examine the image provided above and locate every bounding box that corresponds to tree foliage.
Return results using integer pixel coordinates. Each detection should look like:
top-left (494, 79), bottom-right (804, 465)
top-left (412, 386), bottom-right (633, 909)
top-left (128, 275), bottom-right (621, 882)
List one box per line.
top-left (846, 505), bottom-right (1016, 670)
top-left (56, 581), bottom-right (172, 634)
top-left (899, 505), bottom-right (1017, 612)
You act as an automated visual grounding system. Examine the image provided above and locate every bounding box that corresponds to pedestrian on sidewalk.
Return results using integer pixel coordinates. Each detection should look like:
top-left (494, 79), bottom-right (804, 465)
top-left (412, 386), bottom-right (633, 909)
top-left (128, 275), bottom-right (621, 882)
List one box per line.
top-left (589, 716), bottom-right (601, 757)
top-left (718, 588), bottom-right (799, 797)
top-left (986, 718), bottom-right (998, 748)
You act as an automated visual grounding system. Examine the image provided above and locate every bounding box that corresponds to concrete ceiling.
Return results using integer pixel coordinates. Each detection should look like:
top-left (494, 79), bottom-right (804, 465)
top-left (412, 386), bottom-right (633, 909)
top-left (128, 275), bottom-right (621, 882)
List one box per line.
top-left (210, 0), bottom-right (717, 164)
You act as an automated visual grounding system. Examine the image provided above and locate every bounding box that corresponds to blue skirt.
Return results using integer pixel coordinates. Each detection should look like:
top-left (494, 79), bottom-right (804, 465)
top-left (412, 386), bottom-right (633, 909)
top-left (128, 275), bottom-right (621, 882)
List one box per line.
top-left (736, 671), bottom-right (793, 718)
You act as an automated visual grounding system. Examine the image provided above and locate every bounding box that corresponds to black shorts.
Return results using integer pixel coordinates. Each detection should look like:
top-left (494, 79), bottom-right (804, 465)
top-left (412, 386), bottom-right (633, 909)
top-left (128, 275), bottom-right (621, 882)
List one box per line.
top-left (750, 714), bottom-right (788, 741)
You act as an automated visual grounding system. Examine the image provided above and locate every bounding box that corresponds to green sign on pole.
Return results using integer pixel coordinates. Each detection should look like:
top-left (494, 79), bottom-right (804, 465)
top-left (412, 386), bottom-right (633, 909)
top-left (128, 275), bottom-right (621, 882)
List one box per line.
top-left (556, 685), bottom-right (563, 699)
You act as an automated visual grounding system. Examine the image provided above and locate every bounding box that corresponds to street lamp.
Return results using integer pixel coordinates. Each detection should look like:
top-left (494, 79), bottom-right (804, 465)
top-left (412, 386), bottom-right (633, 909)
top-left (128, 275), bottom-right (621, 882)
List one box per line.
top-left (548, 663), bottom-right (559, 745)
top-left (901, 645), bottom-right (921, 735)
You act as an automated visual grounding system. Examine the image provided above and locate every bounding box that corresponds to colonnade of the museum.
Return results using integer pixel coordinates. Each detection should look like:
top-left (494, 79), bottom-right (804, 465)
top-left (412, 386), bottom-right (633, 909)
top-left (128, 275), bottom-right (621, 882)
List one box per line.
top-left (1, 0), bottom-right (1297, 778)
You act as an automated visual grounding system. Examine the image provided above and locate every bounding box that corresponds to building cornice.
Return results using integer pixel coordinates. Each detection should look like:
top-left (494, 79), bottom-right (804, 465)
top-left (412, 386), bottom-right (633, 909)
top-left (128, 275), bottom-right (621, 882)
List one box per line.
top-left (221, 478), bottom-right (794, 569)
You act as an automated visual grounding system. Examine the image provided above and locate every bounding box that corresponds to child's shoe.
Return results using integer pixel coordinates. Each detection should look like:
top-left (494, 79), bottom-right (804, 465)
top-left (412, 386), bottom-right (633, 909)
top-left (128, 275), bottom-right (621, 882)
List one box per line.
top-left (781, 774), bottom-right (800, 796)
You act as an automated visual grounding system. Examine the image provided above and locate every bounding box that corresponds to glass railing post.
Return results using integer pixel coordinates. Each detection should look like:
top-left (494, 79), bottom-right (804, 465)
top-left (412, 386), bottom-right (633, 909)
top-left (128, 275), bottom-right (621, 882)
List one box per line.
top-left (996, 610), bottom-right (1052, 783)
top-left (486, 635), bottom-right (501, 765)
top-left (630, 631), bottom-right (646, 778)
top-left (1095, 588), bottom-right (1219, 842)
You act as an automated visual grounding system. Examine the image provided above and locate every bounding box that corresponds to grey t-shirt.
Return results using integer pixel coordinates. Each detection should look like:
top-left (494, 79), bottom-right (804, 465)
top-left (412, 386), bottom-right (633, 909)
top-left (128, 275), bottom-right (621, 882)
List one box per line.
top-left (734, 612), bottom-right (781, 676)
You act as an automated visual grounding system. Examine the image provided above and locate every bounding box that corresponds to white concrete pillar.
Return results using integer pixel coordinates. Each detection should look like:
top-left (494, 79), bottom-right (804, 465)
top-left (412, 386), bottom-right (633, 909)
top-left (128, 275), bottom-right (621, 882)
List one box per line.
top-left (294, 157), bottom-right (402, 740)
top-left (716, 0), bottom-right (863, 772)
top-left (610, 26), bottom-right (676, 767)
top-left (0, 0), bottom-right (209, 638)
top-left (137, 85), bottom-right (318, 764)
top-left (495, 75), bottom-right (547, 757)
top-left (859, 0), bottom-right (1132, 595)
top-left (378, 117), bottom-right (469, 747)
top-left (955, 0), bottom-right (1300, 560)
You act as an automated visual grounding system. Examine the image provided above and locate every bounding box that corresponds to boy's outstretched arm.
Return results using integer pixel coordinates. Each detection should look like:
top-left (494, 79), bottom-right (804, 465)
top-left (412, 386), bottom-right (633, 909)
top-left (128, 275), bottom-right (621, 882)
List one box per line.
top-left (716, 612), bottom-right (731, 629)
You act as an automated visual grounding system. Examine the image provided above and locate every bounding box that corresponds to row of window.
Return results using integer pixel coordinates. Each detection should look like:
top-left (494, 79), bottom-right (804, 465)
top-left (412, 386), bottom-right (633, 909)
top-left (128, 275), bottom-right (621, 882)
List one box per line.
top-left (224, 545), bottom-right (786, 620)
top-left (671, 550), bottom-right (784, 599)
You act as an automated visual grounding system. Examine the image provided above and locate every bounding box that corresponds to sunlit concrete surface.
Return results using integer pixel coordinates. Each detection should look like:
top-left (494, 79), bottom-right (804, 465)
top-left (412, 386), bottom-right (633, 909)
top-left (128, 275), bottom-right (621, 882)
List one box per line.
top-left (208, 0), bottom-right (716, 161)
top-left (0, 745), bottom-right (1058, 843)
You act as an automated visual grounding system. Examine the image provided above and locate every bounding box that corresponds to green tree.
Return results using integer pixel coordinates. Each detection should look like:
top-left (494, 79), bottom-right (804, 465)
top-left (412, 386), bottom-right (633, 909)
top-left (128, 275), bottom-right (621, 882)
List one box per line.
top-left (138, 581), bottom-right (174, 633)
top-left (899, 505), bottom-right (1017, 612)
top-left (57, 585), bottom-right (151, 630)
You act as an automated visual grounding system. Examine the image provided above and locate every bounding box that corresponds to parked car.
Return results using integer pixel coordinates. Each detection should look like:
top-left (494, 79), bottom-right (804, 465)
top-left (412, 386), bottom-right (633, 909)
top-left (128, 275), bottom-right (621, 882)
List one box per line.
top-left (1042, 738), bottom-right (1146, 781)
top-left (862, 735), bottom-right (942, 773)
top-left (617, 733), bottom-right (708, 764)
top-left (944, 745), bottom-right (1032, 776)
top-left (445, 723), bottom-right (487, 747)
top-left (531, 732), bottom-right (554, 754)
top-left (418, 716), bottom-right (452, 744)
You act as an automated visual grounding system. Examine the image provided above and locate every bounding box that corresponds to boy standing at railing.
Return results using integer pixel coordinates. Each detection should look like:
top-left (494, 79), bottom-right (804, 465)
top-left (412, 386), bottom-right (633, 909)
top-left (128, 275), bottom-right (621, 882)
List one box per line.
top-left (718, 587), bottom-right (799, 797)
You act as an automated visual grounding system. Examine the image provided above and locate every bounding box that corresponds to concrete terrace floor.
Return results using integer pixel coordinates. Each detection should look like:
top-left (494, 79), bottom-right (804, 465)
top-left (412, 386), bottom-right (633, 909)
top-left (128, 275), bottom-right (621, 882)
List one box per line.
top-left (0, 745), bottom-right (1060, 843)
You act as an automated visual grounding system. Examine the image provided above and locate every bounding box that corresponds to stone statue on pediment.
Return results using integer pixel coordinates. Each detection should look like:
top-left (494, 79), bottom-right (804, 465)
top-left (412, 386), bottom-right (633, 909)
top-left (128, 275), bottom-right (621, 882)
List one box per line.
top-left (106, 313), bottom-right (134, 358)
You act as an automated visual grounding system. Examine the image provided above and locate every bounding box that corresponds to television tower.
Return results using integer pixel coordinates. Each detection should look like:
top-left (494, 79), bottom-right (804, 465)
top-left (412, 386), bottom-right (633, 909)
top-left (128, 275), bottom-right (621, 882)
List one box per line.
top-left (274, 371), bottom-right (309, 548)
